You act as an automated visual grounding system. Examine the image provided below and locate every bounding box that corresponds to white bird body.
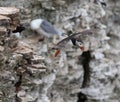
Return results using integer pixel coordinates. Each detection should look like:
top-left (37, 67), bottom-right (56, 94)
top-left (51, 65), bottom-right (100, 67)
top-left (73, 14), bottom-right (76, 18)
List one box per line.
top-left (30, 19), bottom-right (62, 38)
top-left (30, 19), bottom-right (43, 30)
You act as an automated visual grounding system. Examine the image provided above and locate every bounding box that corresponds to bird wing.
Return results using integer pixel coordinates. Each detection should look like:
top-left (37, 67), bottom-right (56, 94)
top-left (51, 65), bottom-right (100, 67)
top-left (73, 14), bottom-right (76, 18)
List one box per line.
top-left (70, 29), bottom-right (93, 42)
top-left (40, 20), bottom-right (59, 35)
top-left (70, 30), bottom-right (93, 38)
top-left (70, 37), bottom-right (76, 46)
top-left (52, 29), bottom-right (93, 50)
top-left (52, 37), bottom-right (70, 50)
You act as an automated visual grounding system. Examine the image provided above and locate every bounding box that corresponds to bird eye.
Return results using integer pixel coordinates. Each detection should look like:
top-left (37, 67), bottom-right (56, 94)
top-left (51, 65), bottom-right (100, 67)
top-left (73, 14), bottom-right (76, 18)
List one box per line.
top-left (76, 41), bottom-right (83, 46)
top-left (79, 42), bottom-right (83, 45)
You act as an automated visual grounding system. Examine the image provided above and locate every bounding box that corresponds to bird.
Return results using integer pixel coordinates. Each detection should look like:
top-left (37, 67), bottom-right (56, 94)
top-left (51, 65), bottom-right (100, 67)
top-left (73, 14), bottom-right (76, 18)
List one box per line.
top-left (12, 24), bottom-right (25, 33)
top-left (94, 0), bottom-right (106, 7)
top-left (10, 24), bottom-right (25, 39)
top-left (52, 30), bottom-right (93, 57)
top-left (70, 37), bottom-right (85, 51)
top-left (30, 18), bottom-right (62, 38)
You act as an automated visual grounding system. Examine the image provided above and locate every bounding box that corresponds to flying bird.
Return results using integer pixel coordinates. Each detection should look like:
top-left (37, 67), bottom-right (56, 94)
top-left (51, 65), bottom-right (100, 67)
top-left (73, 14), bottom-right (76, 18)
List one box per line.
top-left (52, 30), bottom-right (93, 57)
top-left (30, 18), bottom-right (62, 38)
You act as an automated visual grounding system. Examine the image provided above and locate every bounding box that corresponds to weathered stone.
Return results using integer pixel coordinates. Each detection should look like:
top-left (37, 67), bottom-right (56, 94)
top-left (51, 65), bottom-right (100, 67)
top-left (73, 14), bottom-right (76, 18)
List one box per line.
top-left (13, 41), bottom-right (33, 55)
top-left (0, 15), bottom-right (10, 29)
top-left (0, 26), bottom-right (7, 35)
top-left (0, 0), bottom-right (120, 102)
top-left (31, 55), bottom-right (45, 63)
top-left (0, 7), bottom-right (19, 16)
top-left (0, 7), bottom-right (20, 31)
top-left (28, 64), bottom-right (47, 72)
top-left (0, 45), bottom-right (4, 52)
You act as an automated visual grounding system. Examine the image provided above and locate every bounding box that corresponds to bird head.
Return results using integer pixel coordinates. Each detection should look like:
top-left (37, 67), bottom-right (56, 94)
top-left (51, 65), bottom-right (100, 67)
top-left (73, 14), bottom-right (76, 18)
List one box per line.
top-left (76, 40), bottom-right (85, 51)
top-left (71, 38), bottom-right (85, 51)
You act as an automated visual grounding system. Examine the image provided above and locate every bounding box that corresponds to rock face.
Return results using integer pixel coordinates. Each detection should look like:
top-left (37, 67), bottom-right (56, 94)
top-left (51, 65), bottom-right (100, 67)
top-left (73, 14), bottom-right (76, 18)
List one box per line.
top-left (0, 0), bottom-right (120, 102)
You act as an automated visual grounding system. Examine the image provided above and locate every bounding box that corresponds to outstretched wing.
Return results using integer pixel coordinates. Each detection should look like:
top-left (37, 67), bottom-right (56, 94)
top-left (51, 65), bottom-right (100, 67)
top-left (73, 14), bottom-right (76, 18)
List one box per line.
top-left (52, 37), bottom-right (70, 50)
top-left (52, 29), bottom-right (93, 50)
top-left (70, 29), bottom-right (93, 38)
top-left (70, 29), bottom-right (93, 43)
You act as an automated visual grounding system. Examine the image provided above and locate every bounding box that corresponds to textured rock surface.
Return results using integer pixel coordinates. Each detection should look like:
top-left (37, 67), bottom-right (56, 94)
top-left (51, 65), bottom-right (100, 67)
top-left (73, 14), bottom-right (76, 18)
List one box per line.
top-left (0, 0), bottom-right (120, 102)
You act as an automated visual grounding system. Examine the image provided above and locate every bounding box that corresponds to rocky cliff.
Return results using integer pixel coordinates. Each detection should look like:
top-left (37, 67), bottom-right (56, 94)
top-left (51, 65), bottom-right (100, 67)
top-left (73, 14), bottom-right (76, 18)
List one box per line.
top-left (0, 0), bottom-right (120, 102)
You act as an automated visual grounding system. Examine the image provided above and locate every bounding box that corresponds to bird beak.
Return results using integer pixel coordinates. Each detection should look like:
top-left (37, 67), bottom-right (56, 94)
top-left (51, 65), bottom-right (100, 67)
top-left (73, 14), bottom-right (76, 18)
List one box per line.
top-left (79, 46), bottom-right (85, 51)
top-left (54, 50), bottom-right (60, 57)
